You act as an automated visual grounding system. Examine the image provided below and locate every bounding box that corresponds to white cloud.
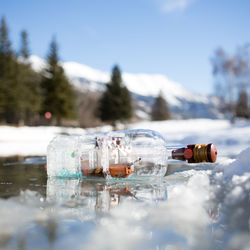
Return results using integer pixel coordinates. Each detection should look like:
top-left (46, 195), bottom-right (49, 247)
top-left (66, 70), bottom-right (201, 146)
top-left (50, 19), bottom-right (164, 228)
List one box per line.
top-left (159, 0), bottom-right (196, 13)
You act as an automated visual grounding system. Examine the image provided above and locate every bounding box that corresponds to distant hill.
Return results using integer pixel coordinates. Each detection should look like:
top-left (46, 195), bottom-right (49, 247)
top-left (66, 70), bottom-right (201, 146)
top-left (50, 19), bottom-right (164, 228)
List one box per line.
top-left (29, 55), bottom-right (222, 120)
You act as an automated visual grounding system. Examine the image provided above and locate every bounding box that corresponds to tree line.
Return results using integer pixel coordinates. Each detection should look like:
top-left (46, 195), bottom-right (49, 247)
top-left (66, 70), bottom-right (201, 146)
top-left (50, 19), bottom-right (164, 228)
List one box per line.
top-left (0, 16), bottom-right (170, 127)
top-left (0, 17), bottom-right (75, 125)
top-left (211, 44), bottom-right (250, 120)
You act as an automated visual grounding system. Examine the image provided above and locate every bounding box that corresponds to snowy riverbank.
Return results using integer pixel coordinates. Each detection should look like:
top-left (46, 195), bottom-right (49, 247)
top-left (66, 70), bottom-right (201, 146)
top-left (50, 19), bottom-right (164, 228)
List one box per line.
top-left (0, 118), bottom-right (250, 158)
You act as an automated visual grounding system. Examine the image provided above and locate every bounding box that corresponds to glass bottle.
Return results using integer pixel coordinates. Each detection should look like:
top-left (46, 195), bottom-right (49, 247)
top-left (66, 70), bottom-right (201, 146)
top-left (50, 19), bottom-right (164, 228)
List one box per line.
top-left (47, 129), bottom-right (217, 178)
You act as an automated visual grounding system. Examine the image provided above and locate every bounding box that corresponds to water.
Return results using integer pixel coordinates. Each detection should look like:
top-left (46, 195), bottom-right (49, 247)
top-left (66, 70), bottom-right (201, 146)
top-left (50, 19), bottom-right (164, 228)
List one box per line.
top-left (0, 157), bottom-right (170, 250)
top-left (0, 157), bottom-right (47, 199)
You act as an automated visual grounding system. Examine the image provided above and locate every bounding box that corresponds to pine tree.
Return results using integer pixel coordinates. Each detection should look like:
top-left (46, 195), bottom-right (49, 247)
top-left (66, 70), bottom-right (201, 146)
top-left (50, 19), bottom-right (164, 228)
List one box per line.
top-left (0, 16), bottom-right (20, 123)
top-left (18, 31), bottom-right (41, 124)
top-left (17, 63), bottom-right (42, 124)
top-left (41, 37), bottom-right (76, 125)
top-left (0, 17), bottom-right (11, 115)
top-left (16, 30), bottom-right (42, 124)
top-left (0, 17), bottom-right (12, 57)
top-left (20, 30), bottom-right (30, 59)
top-left (235, 90), bottom-right (249, 119)
top-left (98, 65), bottom-right (132, 126)
top-left (151, 92), bottom-right (171, 121)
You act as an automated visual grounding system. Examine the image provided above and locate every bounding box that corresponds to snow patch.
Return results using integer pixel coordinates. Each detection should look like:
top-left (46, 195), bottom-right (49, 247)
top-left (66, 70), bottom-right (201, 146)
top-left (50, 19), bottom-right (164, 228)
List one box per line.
top-left (218, 147), bottom-right (250, 178)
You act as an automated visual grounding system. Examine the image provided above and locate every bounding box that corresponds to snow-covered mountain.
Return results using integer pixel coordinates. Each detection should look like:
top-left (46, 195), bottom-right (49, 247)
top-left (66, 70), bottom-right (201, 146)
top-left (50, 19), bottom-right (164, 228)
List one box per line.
top-left (29, 55), bottom-right (221, 119)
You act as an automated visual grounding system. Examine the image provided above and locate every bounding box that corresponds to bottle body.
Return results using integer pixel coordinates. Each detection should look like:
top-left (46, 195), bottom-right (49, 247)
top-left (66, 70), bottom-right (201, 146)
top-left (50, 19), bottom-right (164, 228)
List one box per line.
top-left (47, 129), bottom-right (217, 178)
top-left (47, 129), bottom-right (168, 178)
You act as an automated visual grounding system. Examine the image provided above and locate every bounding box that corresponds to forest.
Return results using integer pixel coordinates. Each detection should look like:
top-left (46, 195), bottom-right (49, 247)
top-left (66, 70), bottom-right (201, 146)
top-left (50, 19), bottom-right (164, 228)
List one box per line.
top-left (0, 17), bottom-right (170, 127)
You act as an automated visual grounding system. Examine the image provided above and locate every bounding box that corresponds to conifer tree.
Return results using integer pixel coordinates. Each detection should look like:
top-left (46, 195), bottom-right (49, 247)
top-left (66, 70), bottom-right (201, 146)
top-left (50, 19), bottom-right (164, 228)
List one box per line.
top-left (0, 16), bottom-right (12, 115)
top-left (17, 63), bottom-right (42, 124)
top-left (20, 30), bottom-right (30, 59)
top-left (0, 16), bottom-right (19, 123)
top-left (235, 90), bottom-right (249, 119)
top-left (0, 18), bottom-right (6, 115)
top-left (98, 65), bottom-right (132, 126)
top-left (41, 37), bottom-right (76, 125)
top-left (0, 17), bottom-right (12, 57)
top-left (151, 92), bottom-right (171, 121)
top-left (17, 30), bottom-right (42, 124)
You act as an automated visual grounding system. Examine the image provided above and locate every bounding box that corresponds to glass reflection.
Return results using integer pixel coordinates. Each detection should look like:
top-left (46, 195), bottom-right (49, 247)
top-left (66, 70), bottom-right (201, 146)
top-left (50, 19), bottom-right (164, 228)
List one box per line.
top-left (46, 177), bottom-right (168, 218)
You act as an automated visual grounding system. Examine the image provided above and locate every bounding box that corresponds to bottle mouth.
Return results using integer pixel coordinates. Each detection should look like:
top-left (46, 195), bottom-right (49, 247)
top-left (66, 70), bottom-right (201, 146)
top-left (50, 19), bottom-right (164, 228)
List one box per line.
top-left (193, 143), bottom-right (217, 163)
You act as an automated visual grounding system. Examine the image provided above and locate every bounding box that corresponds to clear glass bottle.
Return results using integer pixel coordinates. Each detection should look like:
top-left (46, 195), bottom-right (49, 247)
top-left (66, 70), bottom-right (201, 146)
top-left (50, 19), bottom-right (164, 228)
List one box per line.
top-left (47, 129), bottom-right (217, 178)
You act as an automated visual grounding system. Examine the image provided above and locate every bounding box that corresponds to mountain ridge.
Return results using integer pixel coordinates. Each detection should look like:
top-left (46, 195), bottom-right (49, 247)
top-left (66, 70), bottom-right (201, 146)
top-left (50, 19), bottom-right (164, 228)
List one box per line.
top-left (28, 55), bottom-right (221, 119)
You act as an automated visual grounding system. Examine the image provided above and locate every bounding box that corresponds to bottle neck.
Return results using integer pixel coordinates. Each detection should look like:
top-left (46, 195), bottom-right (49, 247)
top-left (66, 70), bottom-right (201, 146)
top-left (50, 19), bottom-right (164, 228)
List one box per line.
top-left (166, 144), bottom-right (217, 163)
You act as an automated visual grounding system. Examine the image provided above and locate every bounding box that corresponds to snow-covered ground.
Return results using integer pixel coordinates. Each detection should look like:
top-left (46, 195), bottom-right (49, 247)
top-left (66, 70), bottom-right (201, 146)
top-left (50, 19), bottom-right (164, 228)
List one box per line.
top-left (0, 118), bottom-right (249, 158)
top-left (1, 119), bottom-right (250, 250)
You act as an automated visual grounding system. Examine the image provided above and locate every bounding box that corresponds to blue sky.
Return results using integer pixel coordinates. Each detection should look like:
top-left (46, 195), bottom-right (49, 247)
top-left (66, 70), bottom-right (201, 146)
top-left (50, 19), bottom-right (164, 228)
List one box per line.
top-left (1, 0), bottom-right (250, 94)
